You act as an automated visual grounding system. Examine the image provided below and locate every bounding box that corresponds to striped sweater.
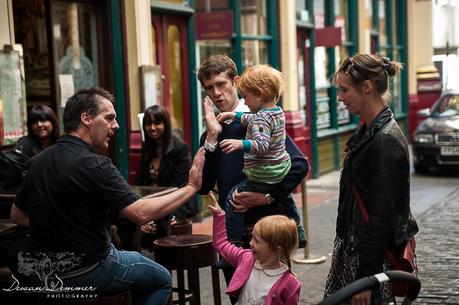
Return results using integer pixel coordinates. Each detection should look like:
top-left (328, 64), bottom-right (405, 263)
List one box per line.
top-left (235, 107), bottom-right (291, 183)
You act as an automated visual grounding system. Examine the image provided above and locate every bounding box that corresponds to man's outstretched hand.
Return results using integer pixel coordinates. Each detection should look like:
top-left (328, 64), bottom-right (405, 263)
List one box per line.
top-left (203, 96), bottom-right (221, 141)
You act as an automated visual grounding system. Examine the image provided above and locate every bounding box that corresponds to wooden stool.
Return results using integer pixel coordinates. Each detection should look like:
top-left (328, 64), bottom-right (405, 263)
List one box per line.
top-left (153, 234), bottom-right (221, 305)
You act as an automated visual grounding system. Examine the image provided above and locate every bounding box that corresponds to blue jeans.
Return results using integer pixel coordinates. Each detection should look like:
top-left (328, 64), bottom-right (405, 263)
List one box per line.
top-left (225, 178), bottom-right (303, 243)
top-left (65, 244), bottom-right (172, 305)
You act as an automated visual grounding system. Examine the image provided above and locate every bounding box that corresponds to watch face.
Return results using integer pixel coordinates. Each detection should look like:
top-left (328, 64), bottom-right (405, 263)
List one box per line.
top-left (265, 194), bottom-right (273, 204)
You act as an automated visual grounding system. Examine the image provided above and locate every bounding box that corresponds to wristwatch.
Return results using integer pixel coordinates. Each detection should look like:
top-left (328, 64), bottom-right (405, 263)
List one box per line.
top-left (204, 140), bottom-right (218, 152)
top-left (265, 193), bottom-right (274, 205)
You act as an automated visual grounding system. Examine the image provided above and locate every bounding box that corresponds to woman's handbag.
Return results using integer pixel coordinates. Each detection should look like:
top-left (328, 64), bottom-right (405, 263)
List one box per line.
top-left (0, 149), bottom-right (29, 192)
top-left (352, 184), bottom-right (418, 297)
top-left (383, 237), bottom-right (417, 296)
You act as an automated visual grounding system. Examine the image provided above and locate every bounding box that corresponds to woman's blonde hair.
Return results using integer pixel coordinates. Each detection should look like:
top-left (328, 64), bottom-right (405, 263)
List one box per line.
top-left (237, 64), bottom-right (285, 103)
top-left (253, 215), bottom-right (298, 270)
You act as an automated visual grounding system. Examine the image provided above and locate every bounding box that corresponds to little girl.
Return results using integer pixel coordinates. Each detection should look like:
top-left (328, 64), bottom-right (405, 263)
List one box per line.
top-left (209, 191), bottom-right (301, 305)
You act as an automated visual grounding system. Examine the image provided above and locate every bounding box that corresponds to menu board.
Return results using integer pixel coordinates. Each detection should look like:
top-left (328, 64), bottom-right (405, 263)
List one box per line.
top-left (0, 48), bottom-right (26, 145)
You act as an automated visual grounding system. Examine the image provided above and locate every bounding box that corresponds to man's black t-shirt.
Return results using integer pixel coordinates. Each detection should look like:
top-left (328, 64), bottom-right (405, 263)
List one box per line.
top-left (15, 135), bottom-right (140, 266)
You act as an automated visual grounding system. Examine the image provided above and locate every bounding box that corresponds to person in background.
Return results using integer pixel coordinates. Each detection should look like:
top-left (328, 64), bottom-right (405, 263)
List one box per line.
top-left (135, 105), bottom-right (196, 237)
top-left (216, 64), bottom-right (302, 246)
top-left (324, 54), bottom-right (418, 305)
top-left (11, 87), bottom-right (205, 305)
top-left (209, 191), bottom-right (301, 305)
top-left (15, 105), bottom-right (59, 158)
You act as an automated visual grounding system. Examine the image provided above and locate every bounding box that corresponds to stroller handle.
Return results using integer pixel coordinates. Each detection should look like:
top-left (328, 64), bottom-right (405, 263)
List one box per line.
top-left (317, 270), bottom-right (421, 305)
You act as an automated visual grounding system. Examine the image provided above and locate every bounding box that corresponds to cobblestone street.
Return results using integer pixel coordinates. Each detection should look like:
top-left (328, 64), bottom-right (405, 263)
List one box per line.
top-left (415, 188), bottom-right (459, 304)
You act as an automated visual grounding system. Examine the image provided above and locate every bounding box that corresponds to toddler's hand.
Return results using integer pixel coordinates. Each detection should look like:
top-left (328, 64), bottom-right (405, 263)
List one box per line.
top-left (216, 112), bottom-right (235, 122)
top-left (220, 139), bottom-right (243, 154)
top-left (208, 191), bottom-right (223, 215)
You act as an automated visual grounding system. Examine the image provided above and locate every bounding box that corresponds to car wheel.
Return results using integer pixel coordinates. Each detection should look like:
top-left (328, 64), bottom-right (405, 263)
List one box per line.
top-left (414, 163), bottom-right (429, 173)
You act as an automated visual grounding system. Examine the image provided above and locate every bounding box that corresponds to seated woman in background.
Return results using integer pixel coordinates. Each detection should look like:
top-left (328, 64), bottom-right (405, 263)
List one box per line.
top-left (135, 105), bottom-right (196, 237)
top-left (15, 105), bottom-right (59, 158)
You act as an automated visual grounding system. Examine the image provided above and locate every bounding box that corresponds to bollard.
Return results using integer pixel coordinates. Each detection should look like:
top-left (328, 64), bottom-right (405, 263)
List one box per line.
top-left (293, 179), bottom-right (327, 264)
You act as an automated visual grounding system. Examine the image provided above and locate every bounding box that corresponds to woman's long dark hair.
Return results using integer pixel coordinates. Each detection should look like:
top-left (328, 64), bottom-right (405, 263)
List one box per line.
top-left (27, 105), bottom-right (60, 144)
top-left (142, 105), bottom-right (172, 159)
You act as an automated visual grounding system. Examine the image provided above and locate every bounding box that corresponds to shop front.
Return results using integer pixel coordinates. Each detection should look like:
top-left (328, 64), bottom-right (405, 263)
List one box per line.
top-left (0, 0), bottom-right (127, 172)
top-left (295, 0), bottom-right (358, 177)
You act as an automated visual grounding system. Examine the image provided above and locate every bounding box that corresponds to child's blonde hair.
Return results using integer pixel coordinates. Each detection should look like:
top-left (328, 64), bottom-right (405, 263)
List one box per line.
top-left (253, 215), bottom-right (298, 270)
top-left (237, 64), bottom-right (285, 103)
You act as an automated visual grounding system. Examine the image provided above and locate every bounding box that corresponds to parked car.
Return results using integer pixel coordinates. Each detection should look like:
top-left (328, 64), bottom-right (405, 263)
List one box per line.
top-left (412, 91), bottom-right (459, 173)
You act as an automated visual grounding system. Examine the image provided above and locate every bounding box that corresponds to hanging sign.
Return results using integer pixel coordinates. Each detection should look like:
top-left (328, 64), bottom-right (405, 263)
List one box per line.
top-left (196, 11), bottom-right (233, 40)
top-left (314, 27), bottom-right (343, 47)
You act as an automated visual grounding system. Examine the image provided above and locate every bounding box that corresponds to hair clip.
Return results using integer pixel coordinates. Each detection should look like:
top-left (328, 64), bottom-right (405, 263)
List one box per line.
top-left (344, 57), bottom-right (354, 74)
top-left (381, 57), bottom-right (391, 71)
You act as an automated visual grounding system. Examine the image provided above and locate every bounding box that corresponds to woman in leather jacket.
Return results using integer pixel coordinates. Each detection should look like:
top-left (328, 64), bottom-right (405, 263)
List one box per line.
top-left (324, 54), bottom-right (418, 305)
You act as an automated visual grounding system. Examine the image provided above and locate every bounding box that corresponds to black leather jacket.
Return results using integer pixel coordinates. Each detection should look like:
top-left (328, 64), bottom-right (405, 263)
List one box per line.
top-left (337, 107), bottom-right (418, 278)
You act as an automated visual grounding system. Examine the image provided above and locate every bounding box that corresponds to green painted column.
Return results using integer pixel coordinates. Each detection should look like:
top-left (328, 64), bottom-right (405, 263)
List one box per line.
top-left (231, 0), bottom-right (243, 73)
top-left (110, 0), bottom-right (128, 178)
top-left (267, 0), bottom-right (279, 69)
top-left (350, 0), bottom-right (360, 125)
top-left (325, 0), bottom-right (340, 170)
top-left (398, 0), bottom-right (409, 135)
top-left (187, 0), bottom-right (199, 154)
top-left (308, 0), bottom-right (319, 178)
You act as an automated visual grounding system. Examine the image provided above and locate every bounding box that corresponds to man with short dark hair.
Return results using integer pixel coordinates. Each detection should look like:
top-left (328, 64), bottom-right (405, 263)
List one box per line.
top-left (11, 87), bottom-right (205, 305)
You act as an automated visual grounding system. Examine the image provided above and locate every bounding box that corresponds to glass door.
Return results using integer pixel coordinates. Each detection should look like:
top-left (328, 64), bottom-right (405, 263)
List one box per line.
top-left (152, 14), bottom-right (191, 144)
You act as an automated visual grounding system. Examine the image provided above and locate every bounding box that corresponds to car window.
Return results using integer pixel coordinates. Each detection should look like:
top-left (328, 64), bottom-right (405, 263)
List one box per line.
top-left (431, 94), bottom-right (459, 117)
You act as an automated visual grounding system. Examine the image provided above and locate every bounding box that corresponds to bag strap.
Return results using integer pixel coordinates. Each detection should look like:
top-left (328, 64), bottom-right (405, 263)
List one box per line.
top-left (352, 183), bottom-right (396, 264)
top-left (352, 183), bottom-right (369, 223)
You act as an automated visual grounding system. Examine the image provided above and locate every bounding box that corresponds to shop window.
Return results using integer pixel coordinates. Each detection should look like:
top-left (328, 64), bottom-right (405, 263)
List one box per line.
top-left (241, 0), bottom-right (267, 36)
top-left (295, 0), bottom-right (312, 23)
top-left (298, 44), bottom-right (308, 126)
top-left (13, 0), bottom-right (51, 103)
top-left (314, 47), bottom-right (331, 130)
top-left (198, 41), bottom-right (232, 63)
top-left (334, 0), bottom-right (351, 125)
top-left (314, 0), bottom-right (325, 28)
top-left (371, 0), bottom-right (406, 116)
top-left (242, 40), bottom-right (268, 69)
top-left (378, 0), bottom-right (388, 47)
